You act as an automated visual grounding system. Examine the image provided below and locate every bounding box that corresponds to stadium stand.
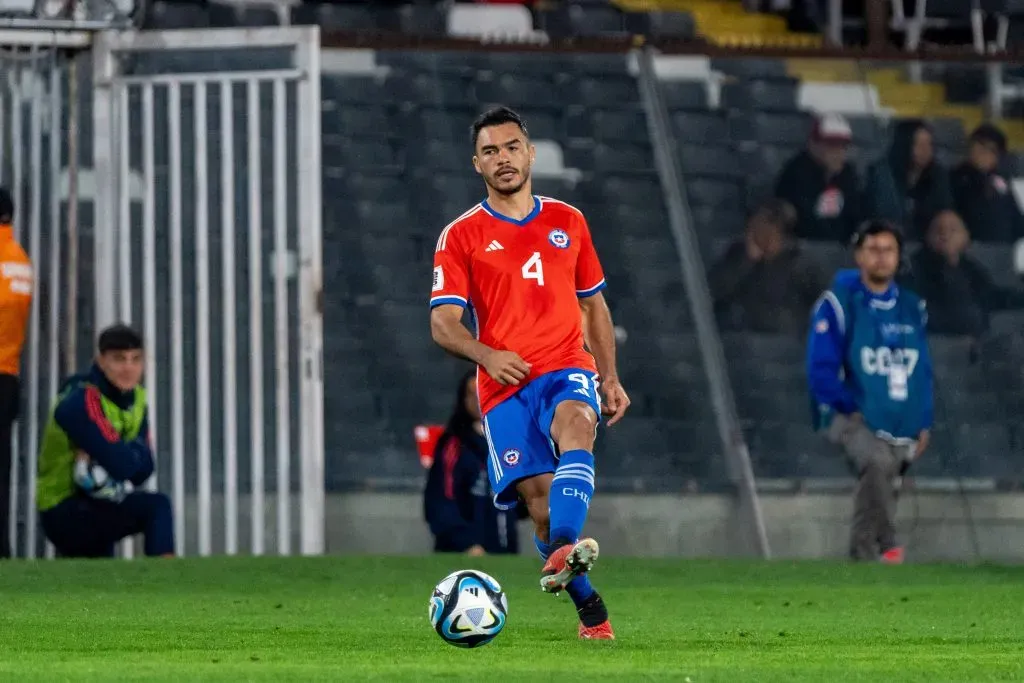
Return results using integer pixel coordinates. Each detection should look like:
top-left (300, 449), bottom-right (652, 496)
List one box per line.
top-left (16, 0), bottom-right (1024, 491)
top-left (651, 48), bottom-right (1024, 483)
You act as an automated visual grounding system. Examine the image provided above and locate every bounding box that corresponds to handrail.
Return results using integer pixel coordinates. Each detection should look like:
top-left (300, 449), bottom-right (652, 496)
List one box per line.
top-left (633, 45), bottom-right (771, 559)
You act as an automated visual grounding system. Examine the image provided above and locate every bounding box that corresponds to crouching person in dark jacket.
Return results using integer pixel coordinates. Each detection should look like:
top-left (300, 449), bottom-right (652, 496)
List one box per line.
top-left (424, 371), bottom-right (525, 556)
top-left (37, 324), bottom-right (174, 558)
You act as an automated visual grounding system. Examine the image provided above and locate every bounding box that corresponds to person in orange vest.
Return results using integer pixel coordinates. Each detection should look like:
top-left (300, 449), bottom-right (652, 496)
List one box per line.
top-left (0, 187), bottom-right (32, 559)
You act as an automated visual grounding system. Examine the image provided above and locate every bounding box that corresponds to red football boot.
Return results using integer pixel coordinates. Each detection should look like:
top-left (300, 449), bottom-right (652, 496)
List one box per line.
top-left (880, 546), bottom-right (905, 564)
top-left (540, 538), bottom-right (600, 594)
top-left (579, 619), bottom-right (616, 640)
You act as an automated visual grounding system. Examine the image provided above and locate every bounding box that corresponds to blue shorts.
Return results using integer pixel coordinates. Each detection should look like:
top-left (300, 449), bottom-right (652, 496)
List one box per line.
top-left (482, 368), bottom-right (602, 510)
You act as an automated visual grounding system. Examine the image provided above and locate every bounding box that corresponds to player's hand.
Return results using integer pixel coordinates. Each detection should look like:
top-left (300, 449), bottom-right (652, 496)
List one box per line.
top-left (600, 377), bottom-right (631, 427)
top-left (482, 350), bottom-right (531, 386)
top-left (915, 429), bottom-right (930, 458)
top-left (466, 544), bottom-right (486, 557)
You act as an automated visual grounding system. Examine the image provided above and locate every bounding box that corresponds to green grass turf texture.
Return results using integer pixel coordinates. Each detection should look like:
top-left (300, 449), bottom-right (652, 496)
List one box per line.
top-left (0, 556), bottom-right (1021, 681)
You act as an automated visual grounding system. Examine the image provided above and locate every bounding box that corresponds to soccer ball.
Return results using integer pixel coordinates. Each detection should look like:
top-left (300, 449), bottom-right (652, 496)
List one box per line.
top-left (428, 569), bottom-right (508, 648)
top-left (73, 458), bottom-right (126, 502)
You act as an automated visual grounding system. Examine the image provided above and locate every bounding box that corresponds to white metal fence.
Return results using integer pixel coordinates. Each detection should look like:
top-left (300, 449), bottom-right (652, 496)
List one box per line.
top-left (4, 26), bottom-right (325, 559)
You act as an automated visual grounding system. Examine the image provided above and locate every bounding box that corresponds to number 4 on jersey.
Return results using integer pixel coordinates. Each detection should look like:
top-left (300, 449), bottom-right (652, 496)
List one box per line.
top-left (521, 252), bottom-right (544, 286)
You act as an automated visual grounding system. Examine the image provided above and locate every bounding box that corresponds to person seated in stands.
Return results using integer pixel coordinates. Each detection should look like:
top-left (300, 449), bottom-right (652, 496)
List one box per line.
top-left (903, 210), bottom-right (1024, 336)
top-left (424, 370), bottom-right (525, 556)
top-left (951, 123), bottom-right (1024, 243)
top-left (865, 119), bottom-right (953, 241)
top-left (775, 112), bottom-right (864, 242)
top-left (707, 198), bottom-right (827, 335)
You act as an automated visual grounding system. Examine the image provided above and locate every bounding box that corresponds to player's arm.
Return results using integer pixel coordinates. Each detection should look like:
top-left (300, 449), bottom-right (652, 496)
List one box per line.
top-left (579, 292), bottom-right (617, 385)
top-left (429, 227), bottom-right (530, 386)
top-left (128, 411), bottom-right (156, 486)
top-left (576, 218), bottom-right (630, 425)
top-left (53, 387), bottom-right (152, 482)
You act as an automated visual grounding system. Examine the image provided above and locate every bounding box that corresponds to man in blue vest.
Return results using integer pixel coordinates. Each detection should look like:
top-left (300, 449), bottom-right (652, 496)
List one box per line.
top-left (807, 220), bottom-right (934, 563)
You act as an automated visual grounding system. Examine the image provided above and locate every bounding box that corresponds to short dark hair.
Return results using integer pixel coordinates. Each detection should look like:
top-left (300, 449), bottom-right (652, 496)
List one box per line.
top-left (852, 219), bottom-right (904, 252)
top-left (470, 106), bottom-right (529, 149)
top-left (969, 122), bottom-right (1007, 155)
top-left (0, 187), bottom-right (13, 224)
top-left (98, 323), bottom-right (143, 353)
top-left (750, 198), bottom-right (796, 233)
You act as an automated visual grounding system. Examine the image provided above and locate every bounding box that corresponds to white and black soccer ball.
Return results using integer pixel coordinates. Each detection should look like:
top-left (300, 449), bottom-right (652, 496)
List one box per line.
top-left (428, 569), bottom-right (508, 648)
top-left (73, 458), bottom-right (126, 502)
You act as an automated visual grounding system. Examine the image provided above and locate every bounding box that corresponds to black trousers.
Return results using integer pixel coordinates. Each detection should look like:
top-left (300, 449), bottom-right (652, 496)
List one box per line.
top-left (0, 374), bottom-right (19, 559)
top-left (41, 491), bottom-right (175, 558)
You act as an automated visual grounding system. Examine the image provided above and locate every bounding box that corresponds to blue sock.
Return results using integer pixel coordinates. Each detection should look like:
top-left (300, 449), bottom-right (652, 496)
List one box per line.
top-left (549, 449), bottom-right (595, 545)
top-left (534, 535), bottom-right (595, 607)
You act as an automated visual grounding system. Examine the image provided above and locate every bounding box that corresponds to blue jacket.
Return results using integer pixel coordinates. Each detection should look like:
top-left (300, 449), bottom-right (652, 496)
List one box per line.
top-left (807, 270), bottom-right (934, 441)
top-left (423, 429), bottom-right (521, 554)
top-left (53, 365), bottom-right (154, 485)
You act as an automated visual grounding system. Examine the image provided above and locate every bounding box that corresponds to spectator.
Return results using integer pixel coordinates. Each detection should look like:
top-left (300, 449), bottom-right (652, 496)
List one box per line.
top-left (0, 187), bottom-right (32, 559)
top-left (707, 198), bottom-right (828, 335)
top-left (951, 123), bottom-right (1024, 243)
top-left (903, 210), bottom-right (1024, 337)
top-left (865, 119), bottom-right (953, 241)
top-left (775, 113), bottom-right (864, 242)
top-left (424, 371), bottom-right (524, 556)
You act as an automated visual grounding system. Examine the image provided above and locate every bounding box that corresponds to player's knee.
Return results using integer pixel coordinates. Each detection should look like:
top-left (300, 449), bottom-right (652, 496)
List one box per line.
top-left (553, 402), bottom-right (598, 451)
top-left (140, 491), bottom-right (173, 521)
top-left (525, 497), bottom-right (549, 530)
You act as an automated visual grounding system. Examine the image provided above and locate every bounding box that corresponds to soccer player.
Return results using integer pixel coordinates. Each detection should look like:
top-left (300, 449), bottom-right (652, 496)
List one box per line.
top-left (429, 107), bottom-right (630, 640)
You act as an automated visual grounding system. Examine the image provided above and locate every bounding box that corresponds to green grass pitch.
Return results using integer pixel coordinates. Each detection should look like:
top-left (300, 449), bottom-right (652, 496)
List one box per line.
top-left (0, 555), bottom-right (1021, 681)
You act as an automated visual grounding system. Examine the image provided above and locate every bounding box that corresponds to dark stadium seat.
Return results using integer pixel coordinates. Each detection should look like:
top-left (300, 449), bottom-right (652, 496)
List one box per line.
top-left (587, 143), bottom-right (655, 173)
top-left (144, 0), bottom-right (211, 29)
top-left (570, 77), bottom-right (639, 107)
top-left (565, 53), bottom-right (630, 77)
top-left (573, 108), bottom-right (650, 144)
top-left (720, 79), bottom-right (801, 112)
top-left (711, 58), bottom-right (790, 80)
top-left (321, 76), bottom-right (383, 106)
top-left (587, 174), bottom-right (665, 209)
top-left (392, 3), bottom-right (447, 37)
top-left (325, 138), bottom-right (403, 172)
top-left (476, 75), bottom-right (562, 110)
top-left (322, 104), bottom-right (395, 139)
top-left (679, 144), bottom-right (743, 179)
top-left (565, 4), bottom-right (628, 37)
top-left (671, 111), bottom-right (730, 145)
top-left (386, 73), bottom-right (479, 107)
top-left (637, 10), bottom-right (697, 39)
top-left (736, 391), bottom-right (810, 423)
top-left (661, 82), bottom-right (710, 110)
top-left (294, 3), bottom-right (379, 31)
top-left (686, 178), bottom-right (743, 209)
top-left (729, 111), bottom-right (813, 146)
top-left (723, 333), bottom-right (804, 363)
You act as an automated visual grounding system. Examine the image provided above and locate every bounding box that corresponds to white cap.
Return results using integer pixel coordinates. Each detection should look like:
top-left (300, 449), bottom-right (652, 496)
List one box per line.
top-left (812, 112), bottom-right (853, 143)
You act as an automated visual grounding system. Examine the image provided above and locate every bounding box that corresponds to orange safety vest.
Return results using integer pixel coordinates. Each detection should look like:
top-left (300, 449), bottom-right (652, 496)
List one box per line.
top-left (0, 224), bottom-right (32, 376)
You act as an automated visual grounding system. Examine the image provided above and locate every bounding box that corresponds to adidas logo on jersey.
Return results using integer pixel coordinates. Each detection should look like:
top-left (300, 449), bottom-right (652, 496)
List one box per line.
top-left (484, 241), bottom-right (504, 252)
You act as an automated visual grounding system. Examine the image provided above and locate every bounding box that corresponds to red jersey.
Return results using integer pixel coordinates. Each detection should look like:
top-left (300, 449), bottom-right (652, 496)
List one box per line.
top-left (430, 196), bottom-right (607, 415)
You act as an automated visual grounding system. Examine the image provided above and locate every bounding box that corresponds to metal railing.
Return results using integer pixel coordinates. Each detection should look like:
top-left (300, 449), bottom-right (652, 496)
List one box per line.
top-left (634, 46), bottom-right (771, 559)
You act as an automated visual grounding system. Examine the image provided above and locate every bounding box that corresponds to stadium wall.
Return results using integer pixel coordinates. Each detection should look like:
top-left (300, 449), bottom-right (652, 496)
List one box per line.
top-left (173, 493), bottom-right (1024, 562)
